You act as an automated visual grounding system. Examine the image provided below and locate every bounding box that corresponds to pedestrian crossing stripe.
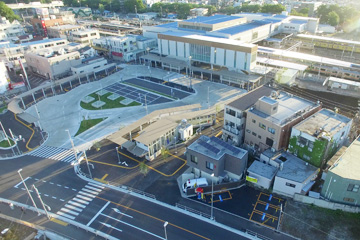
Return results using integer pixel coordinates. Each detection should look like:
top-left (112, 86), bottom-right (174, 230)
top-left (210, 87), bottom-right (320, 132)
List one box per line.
top-left (57, 183), bottom-right (105, 221)
top-left (28, 146), bottom-right (78, 162)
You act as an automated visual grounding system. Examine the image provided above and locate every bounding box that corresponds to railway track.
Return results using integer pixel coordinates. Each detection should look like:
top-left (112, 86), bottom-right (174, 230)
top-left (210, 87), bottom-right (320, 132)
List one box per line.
top-left (277, 84), bottom-right (359, 118)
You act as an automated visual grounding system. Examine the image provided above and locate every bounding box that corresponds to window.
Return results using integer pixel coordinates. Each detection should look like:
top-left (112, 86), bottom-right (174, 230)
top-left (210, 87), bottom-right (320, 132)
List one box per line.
top-left (252, 132), bottom-right (257, 137)
top-left (286, 182), bottom-right (296, 188)
top-left (246, 129), bottom-right (251, 133)
top-left (268, 127), bottom-right (275, 134)
top-left (258, 135), bottom-right (261, 139)
top-left (190, 155), bottom-right (198, 164)
top-left (273, 106), bottom-right (277, 111)
top-left (206, 161), bottom-right (214, 170)
top-left (266, 137), bottom-right (274, 147)
top-left (90, 33), bottom-right (97, 36)
top-left (252, 119), bottom-right (256, 124)
top-left (259, 123), bottom-right (266, 130)
top-left (343, 198), bottom-right (355, 202)
top-left (347, 184), bottom-right (359, 192)
top-left (303, 154), bottom-right (310, 160)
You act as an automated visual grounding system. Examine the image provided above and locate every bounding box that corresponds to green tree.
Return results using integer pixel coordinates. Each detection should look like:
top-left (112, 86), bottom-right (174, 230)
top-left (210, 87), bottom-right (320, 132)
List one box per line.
top-left (93, 141), bottom-right (102, 151)
top-left (328, 11), bottom-right (340, 26)
top-left (139, 161), bottom-right (149, 176)
top-left (161, 146), bottom-right (169, 162)
top-left (99, 3), bottom-right (105, 14)
top-left (260, 4), bottom-right (286, 14)
top-left (124, 0), bottom-right (145, 13)
top-left (240, 4), bottom-right (261, 13)
top-left (0, 1), bottom-right (20, 22)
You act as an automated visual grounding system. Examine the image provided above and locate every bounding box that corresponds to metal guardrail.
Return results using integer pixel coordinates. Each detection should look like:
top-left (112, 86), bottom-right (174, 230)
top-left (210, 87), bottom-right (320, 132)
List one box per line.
top-left (175, 203), bottom-right (212, 220)
top-left (246, 229), bottom-right (273, 240)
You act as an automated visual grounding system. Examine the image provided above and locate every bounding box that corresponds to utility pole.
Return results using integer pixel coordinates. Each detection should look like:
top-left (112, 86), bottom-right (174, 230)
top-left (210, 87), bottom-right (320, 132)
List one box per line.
top-left (65, 129), bottom-right (77, 161)
top-left (33, 185), bottom-right (50, 220)
top-left (18, 169), bottom-right (40, 216)
top-left (0, 121), bottom-right (15, 155)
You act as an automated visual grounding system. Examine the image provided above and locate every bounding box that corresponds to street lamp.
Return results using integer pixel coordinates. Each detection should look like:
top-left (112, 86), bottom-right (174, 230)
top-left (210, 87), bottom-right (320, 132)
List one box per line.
top-left (211, 173), bottom-right (215, 220)
top-left (164, 221), bottom-right (168, 240)
top-left (33, 185), bottom-right (50, 219)
top-left (79, 151), bottom-right (92, 179)
top-left (116, 147), bottom-right (120, 164)
top-left (65, 129), bottom-right (77, 162)
top-left (18, 169), bottom-right (40, 216)
top-left (188, 56), bottom-right (192, 88)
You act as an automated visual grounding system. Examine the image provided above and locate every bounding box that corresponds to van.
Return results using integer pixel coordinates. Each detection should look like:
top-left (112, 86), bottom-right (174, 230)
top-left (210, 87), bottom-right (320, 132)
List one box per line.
top-left (182, 178), bottom-right (208, 193)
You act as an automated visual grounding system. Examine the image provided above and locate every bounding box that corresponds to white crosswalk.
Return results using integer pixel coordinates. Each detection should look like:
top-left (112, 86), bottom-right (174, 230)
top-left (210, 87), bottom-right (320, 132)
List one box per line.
top-left (28, 146), bottom-right (77, 163)
top-left (57, 182), bottom-right (105, 220)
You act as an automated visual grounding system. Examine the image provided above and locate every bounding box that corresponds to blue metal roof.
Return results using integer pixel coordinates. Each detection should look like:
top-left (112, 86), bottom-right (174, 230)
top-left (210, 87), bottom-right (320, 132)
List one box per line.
top-left (214, 21), bottom-right (270, 35)
top-left (68, 42), bottom-right (80, 46)
top-left (272, 14), bottom-right (289, 19)
top-left (262, 18), bottom-right (283, 23)
top-left (183, 15), bottom-right (243, 25)
top-left (156, 22), bottom-right (178, 29)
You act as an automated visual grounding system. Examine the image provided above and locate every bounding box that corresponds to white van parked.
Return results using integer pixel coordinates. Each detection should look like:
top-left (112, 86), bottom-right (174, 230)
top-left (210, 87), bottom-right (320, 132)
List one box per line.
top-left (182, 178), bottom-right (208, 192)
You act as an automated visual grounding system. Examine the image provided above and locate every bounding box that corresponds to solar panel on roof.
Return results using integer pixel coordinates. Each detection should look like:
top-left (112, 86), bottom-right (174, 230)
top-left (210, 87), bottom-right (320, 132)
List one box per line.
top-left (210, 136), bottom-right (240, 155)
top-left (198, 140), bottom-right (220, 154)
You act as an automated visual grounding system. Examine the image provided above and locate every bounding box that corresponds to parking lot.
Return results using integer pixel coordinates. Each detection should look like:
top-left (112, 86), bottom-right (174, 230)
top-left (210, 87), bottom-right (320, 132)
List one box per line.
top-left (125, 77), bottom-right (192, 100)
top-left (104, 81), bottom-right (173, 105)
top-left (191, 186), bottom-right (286, 230)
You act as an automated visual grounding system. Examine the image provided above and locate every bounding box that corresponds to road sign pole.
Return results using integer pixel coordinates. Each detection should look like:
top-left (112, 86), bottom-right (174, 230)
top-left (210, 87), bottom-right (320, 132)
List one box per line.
top-left (18, 169), bottom-right (40, 216)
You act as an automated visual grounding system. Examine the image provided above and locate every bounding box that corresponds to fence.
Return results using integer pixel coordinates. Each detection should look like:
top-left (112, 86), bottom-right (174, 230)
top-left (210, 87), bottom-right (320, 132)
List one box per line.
top-left (294, 194), bottom-right (360, 213)
top-left (175, 203), bottom-right (212, 219)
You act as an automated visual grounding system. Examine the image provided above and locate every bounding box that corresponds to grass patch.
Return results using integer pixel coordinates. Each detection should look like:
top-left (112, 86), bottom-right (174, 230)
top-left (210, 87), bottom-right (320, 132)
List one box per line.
top-left (76, 118), bottom-right (106, 136)
top-left (80, 92), bottom-right (141, 110)
top-left (0, 138), bottom-right (15, 147)
top-left (122, 82), bottom-right (177, 100)
top-left (0, 105), bottom-right (7, 114)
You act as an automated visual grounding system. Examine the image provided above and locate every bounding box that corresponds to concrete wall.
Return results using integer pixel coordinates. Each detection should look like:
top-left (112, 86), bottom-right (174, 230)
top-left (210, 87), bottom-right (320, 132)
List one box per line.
top-left (294, 194), bottom-right (360, 213)
top-left (273, 176), bottom-right (304, 197)
top-left (247, 172), bottom-right (273, 189)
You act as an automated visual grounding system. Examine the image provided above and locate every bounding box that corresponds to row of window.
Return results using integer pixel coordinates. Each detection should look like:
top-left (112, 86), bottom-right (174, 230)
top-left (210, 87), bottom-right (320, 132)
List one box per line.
top-left (347, 184), bottom-right (359, 192)
top-left (191, 155), bottom-right (214, 171)
top-left (250, 119), bottom-right (276, 134)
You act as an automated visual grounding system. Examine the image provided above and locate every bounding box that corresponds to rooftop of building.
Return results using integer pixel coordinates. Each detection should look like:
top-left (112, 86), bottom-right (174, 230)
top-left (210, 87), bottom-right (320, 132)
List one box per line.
top-left (289, 19), bottom-right (308, 24)
top-left (249, 91), bottom-right (318, 126)
top-left (0, 38), bottom-right (66, 49)
top-left (182, 15), bottom-right (243, 25)
top-left (294, 108), bottom-right (352, 139)
top-left (275, 152), bottom-right (318, 183)
top-left (160, 31), bottom-right (256, 49)
top-left (227, 85), bottom-right (275, 111)
top-left (73, 28), bottom-right (99, 33)
top-left (188, 135), bottom-right (247, 160)
top-left (248, 160), bottom-right (278, 180)
top-left (47, 24), bottom-right (83, 30)
top-left (329, 137), bottom-right (360, 180)
top-left (213, 20), bottom-right (270, 35)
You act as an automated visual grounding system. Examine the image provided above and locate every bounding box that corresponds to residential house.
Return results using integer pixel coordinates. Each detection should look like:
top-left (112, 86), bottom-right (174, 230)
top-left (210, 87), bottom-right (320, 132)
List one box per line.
top-left (273, 152), bottom-right (319, 197)
top-left (244, 91), bottom-right (321, 152)
top-left (321, 137), bottom-right (360, 206)
top-left (288, 109), bottom-right (352, 167)
top-left (186, 135), bottom-right (248, 182)
top-left (72, 29), bottom-right (100, 45)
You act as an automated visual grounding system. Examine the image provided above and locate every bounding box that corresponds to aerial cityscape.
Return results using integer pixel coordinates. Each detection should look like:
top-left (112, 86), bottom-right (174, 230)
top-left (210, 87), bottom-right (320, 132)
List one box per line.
top-left (0, 0), bottom-right (359, 239)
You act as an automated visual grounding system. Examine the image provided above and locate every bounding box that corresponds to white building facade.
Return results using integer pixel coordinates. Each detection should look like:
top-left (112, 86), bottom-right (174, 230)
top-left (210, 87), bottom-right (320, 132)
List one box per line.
top-left (72, 29), bottom-right (100, 44)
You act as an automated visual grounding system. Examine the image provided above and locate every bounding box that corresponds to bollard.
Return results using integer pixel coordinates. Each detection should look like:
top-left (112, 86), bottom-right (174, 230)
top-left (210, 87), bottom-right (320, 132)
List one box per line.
top-left (265, 203), bottom-right (269, 211)
top-left (269, 194), bottom-right (272, 201)
top-left (219, 195), bottom-right (223, 202)
top-left (261, 213), bottom-right (266, 221)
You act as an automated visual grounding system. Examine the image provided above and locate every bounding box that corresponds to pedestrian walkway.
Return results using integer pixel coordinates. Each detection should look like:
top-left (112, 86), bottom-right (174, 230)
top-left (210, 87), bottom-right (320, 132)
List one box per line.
top-left (57, 182), bottom-right (104, 220)
top-left (28, 146), bottom-right (77, 163)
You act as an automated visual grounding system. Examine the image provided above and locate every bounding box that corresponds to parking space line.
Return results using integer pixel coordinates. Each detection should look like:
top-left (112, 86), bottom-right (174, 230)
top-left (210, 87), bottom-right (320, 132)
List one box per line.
top-left (207, 191), bottom-right (232, 203)
top-left (260, 192), bottom-right (284, 202)
top-left (256, 200), bottom-right (280, 210)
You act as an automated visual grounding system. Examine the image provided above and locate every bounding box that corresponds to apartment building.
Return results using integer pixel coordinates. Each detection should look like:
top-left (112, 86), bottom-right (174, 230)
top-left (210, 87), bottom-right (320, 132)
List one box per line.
top-left (0, 38), bottom-right (68, 68)
top-left (244, 91), bottom-right (321, 152)
top-left (25, 48), bottom-right (81, 79)
top-left (0, 18), bottom-right (25, 41)
top-left (190, 8), bottom-right (209, 17)
top-left (222, 85), bottom-right (274, 146)
top-left (47, 25), bottom-right (84, 39)
top-left (72, 29), bottom-right (100, 44)
top-left (186, 135), bottom-right (248, 181)
top-left (288, 109), bottom-right (352, 167)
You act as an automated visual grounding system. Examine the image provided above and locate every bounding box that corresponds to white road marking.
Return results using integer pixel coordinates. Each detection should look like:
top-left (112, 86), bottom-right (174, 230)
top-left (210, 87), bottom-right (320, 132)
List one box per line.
top-left (21, 188), bottom-right (25, 191)
top-left (68, 200), bottom-right (86, 208)
top-left (52, 196), bottom-right (57, 199)
top-left (81, 188), bottom-right (99, 195)
top-left (72, 198), bottom-right (89, 205)
top-left (111, 208), bottom-right (133, 218)
top-left (100, 222), bottom-right (122, 232)
top-left (76, 194), bottom-right (92, 202)
top-left (88, 182), bottom-right (105, 189)
top-left (57, 184), bottom-right (62, 187)
top-left (44, 194), bottom-right (49, 197)
top-left (65, 204), bottom-right (83, 212)
top-left (78, 190), bottom-right (96, 198)
top-left (64, 186), bottom-right (69, 189)
top-left (60, 199), bottom-right (65, 202)
top-left (14, 177), bottom-right (31, 188)
top-left (56, 211), bottom-right (75, 220)
top-left (102, 214), bottom-right (164, 239)
top-left (72, 188), bottom-right (77, 191)
top-left (59, 208), bottom-right (79, 216)
top-left (84, 185), bottom-right (102, 192)
top-left (86, 201), bottom-right (110, 227)
top-left (34, 178), bottom-right (39, 181)
top-left (42, 180), bottom-right (46, 183)
top-left (49, 182), bottom-right (54, 185)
